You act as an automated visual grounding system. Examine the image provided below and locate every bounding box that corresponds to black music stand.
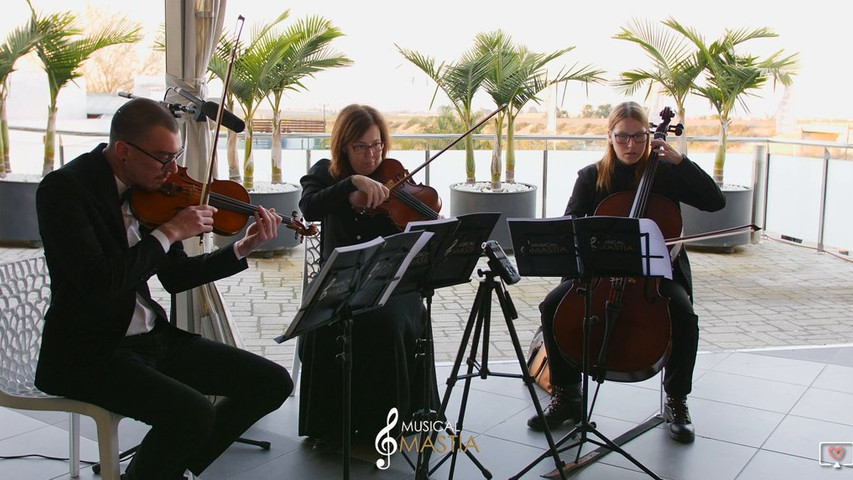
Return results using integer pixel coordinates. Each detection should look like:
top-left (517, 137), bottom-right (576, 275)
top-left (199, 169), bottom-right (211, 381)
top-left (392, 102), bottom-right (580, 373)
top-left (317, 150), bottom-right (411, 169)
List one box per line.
top-left (413, 231), bottom-right (568, 480)
top-left (508, 216), bottom-right (670, 480)
top-left (275, 230), bottom-right (432, 480)
top-left (401, 213), bottom-right (501, 477)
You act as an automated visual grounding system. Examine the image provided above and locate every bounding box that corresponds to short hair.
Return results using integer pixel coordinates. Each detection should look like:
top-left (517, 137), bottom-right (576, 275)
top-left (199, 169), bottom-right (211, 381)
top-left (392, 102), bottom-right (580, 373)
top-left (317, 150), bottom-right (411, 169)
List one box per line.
top-left (109, 97), bottom-right (179, 145)
top-left (329, 104), bottom-right (390, 178)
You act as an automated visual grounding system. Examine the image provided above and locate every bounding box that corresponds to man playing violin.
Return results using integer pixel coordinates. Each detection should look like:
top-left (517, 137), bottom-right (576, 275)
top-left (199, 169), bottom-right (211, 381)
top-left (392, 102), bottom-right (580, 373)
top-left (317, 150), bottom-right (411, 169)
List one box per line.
top-left (35, 97), bottom-right (293, 479)
top-left (297, 104), bottom-right (437, 445)
top-left (529, 101), bottom-right (725, 443)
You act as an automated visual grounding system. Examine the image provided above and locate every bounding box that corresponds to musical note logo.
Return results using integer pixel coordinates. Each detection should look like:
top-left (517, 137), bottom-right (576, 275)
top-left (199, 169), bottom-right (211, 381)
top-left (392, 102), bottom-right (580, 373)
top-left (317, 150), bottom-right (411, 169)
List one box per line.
top-left (374, 408), bottom-right (399, 470)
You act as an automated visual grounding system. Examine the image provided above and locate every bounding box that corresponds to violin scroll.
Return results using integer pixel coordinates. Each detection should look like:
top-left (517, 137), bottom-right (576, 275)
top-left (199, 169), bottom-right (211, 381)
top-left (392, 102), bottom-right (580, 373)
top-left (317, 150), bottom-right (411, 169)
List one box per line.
top-left (286, 210), bottom-right (319, 240)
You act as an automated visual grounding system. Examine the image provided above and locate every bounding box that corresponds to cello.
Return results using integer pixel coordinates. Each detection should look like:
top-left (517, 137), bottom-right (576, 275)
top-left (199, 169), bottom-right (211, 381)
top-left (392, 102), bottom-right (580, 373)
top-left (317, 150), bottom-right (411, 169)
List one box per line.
top-left (552, 107), bottom-right (683, 383)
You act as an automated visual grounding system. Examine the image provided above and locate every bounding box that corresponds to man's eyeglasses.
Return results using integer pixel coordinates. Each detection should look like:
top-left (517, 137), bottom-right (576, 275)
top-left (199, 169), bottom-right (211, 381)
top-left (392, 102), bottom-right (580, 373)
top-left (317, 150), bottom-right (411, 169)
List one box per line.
top-left (612, 132), bottom-right (650, 145)
top-left (126, 141), bottom-right (184, 170)
top-left (351, 142), bottom-right (384, 155)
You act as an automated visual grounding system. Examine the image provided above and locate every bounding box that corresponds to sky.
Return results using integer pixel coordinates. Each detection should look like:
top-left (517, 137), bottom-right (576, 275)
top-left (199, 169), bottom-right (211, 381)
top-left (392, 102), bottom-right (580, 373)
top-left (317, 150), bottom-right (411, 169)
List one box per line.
top-left (4, 0), bottom-right (852, 121)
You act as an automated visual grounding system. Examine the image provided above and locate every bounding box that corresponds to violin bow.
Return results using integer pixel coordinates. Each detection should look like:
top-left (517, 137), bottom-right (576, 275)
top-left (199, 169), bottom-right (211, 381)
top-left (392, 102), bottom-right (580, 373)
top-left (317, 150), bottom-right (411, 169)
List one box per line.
top-left (199, 15), bottom-right (245, 207)
top-left (387, 104), bottom-right (508, 190)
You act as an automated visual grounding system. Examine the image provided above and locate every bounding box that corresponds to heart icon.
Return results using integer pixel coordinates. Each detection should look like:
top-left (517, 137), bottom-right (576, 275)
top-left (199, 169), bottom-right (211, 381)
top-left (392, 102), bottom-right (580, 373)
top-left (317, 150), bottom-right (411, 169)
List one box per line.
top-left (829, 445), bottom-right (845, 461)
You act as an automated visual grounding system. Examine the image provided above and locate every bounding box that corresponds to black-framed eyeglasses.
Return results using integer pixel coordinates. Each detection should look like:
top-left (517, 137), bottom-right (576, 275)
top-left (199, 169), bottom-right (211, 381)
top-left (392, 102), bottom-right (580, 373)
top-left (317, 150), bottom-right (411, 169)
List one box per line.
top-left (126, 141), bottom-right (184, 170)
top-left (351, 142), bottom-right (384, 155)
top-left (612, 132), bottom-right (650, 145)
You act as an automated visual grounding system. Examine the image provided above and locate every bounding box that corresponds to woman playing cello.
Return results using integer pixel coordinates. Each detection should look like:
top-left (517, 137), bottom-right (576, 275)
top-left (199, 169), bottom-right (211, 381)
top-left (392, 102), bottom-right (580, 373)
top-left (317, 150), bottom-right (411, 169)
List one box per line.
top-left (297, 104), bottom-right (438, 445)
top-left (529, 101), bottom-right (725, 443)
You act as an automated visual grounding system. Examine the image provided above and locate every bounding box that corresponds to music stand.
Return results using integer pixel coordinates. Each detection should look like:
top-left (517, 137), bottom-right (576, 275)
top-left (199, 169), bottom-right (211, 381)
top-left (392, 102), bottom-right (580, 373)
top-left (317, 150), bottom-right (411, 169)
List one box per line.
top-left (275, 230), bottom-right (432, 480)
top-left (413, 236), bottom-right (569, 480)
top-left (508, 215), bottom-right (670, 480)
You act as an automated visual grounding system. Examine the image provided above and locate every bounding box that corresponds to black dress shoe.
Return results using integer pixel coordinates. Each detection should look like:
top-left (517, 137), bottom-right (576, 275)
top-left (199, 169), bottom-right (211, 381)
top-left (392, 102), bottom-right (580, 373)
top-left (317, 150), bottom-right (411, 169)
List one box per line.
top-left (527, 384), bottom-right (583, 431)
top-left (663, 395), bottom-right (695, 443)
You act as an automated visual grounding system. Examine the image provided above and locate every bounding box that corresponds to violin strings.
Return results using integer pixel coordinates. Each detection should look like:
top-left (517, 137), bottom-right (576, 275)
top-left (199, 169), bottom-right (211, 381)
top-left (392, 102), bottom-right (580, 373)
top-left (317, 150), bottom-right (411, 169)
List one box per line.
top-left (392, 188), bottom-right (438, 220)
top-left (174, 184), bottom-right (293, 226)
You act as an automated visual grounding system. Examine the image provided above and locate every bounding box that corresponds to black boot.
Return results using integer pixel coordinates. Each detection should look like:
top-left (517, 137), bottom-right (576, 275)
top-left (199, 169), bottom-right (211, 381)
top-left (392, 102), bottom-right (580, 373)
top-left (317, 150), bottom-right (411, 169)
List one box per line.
top-left (663, 395), bottom-right (695, 443)
top-left (527, 384), bottom-right (583, 431)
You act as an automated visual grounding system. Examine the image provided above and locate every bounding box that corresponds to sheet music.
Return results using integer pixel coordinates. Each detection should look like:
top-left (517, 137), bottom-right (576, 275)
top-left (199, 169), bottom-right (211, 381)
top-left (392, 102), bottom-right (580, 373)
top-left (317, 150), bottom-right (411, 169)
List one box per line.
top-left (507, 216), bottom-right (581, 278)
top-left (637, 218), bottom-right (672, 279)
top-left (376, 231), bottom-right (433, 305)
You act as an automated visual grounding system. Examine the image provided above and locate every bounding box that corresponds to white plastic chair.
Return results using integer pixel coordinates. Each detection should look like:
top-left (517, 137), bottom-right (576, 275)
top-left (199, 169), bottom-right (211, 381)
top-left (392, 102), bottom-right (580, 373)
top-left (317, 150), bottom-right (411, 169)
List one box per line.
top-left (0, 256), bottom-right (123, 479)
top-left (290, 224), bottom-right (322, 396)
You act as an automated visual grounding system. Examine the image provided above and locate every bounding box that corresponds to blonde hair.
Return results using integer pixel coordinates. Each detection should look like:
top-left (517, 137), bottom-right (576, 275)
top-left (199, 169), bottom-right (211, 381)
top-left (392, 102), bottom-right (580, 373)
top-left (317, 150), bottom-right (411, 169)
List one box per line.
top-left (596, 101), bottom-right (651, 193)
top-left (329, 104), bottom-right (390, 178)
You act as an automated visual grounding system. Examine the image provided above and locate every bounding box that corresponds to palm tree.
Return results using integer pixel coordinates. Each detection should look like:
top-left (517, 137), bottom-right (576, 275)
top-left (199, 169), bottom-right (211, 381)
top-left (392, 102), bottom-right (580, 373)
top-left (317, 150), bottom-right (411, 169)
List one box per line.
top-left (217, 12), bottom-right (293, 190)
top-left (397, 44), bottom-right (493, 184)
top-left (665, 19), bottom-right (798, 185)
top-left (27, 0), bottom-right (141, 176)
top-left (613, 18), bottom-right (704, 154)
top-left (264, 15), bottom-right (350, 184)
top-left (476, 30), bottom-right (605, 189)
top-left (0, 18), bottom-right (41, 176)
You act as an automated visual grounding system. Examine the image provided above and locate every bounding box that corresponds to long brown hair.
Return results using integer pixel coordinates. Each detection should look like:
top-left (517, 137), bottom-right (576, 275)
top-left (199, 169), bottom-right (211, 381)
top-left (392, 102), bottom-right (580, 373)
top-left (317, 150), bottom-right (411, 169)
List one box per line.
top-left (329, 104), bottom-right (390, 179)
top-left (596, 101), bottom-right (650, 193)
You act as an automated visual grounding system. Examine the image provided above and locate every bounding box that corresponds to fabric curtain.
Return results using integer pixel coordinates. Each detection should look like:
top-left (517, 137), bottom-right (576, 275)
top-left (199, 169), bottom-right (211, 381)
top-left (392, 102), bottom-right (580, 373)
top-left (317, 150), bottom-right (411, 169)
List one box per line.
top-left (163, 0), bottom-right (243, 348)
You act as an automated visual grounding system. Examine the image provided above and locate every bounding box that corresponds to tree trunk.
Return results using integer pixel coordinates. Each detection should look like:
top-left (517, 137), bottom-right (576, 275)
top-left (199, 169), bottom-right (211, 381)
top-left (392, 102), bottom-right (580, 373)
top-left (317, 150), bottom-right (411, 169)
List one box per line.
top-left (505, 113), bottom-right (516, 184)
top-left (243, 122), bottom-right (255, 190)
top-left (464, 133), bottom-right (475, 184)
top-left (0, 98), bottom-right (8, 176)
top-left (490, 115), bottom-right (503, 190)
top-left (713, 119), bottom-right (730, 185)
top-left (227, 130), bottom-right (240, 182)
top-left (42, 104), bottom-right (58, 176)
top-left (676, 106), bottom-right (688, 155)
top-left (271, 110), bottom-right (282, 184)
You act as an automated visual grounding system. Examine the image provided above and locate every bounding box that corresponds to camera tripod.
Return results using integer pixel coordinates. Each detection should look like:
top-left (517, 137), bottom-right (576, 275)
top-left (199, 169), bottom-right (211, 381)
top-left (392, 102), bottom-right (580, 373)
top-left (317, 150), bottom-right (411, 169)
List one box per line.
top-left (414, 268), bottom-right (567, 480)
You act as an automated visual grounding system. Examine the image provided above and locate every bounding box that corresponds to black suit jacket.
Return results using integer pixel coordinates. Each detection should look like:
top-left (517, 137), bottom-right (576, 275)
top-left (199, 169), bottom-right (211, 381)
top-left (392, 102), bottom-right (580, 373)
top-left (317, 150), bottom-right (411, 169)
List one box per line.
top-left (34, 144), bottom-right (248, 394)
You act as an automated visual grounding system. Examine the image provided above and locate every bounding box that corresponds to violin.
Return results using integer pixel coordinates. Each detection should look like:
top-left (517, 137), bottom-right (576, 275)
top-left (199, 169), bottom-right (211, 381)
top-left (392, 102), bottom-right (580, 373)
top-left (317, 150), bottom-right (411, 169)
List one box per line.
top-left (130, 166), bottom-right (318, 238)
top-left (361, 105), bottom-right (508, 231)
top-left (553, 107), bottom-right (683, 383)
top-left (363, 158), bottom-right (441, 230)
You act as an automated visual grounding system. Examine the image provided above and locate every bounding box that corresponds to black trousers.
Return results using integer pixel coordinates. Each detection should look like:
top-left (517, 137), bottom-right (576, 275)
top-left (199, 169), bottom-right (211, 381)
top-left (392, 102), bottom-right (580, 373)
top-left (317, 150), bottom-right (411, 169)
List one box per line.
top-left (63, 324), bottom-right (292, 480)
top-left (539, 277), bottom-right (699, 397)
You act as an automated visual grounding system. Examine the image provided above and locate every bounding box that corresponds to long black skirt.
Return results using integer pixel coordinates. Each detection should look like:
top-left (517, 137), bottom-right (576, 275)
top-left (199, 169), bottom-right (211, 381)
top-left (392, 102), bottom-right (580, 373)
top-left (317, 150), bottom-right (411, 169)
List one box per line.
top-left (297, 291), bottom-right (438, 441)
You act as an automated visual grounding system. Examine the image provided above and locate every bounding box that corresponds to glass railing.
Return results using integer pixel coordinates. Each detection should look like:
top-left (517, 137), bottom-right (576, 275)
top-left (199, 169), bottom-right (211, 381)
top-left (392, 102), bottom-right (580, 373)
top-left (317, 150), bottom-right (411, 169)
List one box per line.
top-left (7, 127), bottom-right (852, 253)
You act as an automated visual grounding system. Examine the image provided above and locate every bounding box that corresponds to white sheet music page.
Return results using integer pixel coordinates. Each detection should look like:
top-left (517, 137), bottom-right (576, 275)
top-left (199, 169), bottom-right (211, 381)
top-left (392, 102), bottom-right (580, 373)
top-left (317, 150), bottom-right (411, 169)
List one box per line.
top-left (637, 218), bottom-right (672, 280)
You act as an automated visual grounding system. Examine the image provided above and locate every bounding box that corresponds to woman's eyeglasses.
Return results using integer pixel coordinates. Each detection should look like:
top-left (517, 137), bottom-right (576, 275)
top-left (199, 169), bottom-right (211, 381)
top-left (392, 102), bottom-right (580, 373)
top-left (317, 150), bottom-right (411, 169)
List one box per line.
top-left (351, 142), bottom-right (384, 155)
top-left (612, 133), bottom-right (649, 145)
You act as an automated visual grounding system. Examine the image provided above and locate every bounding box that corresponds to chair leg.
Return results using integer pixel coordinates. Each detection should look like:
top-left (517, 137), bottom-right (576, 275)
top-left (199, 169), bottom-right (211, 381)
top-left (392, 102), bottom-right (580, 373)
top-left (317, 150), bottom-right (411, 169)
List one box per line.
top-left (93, 412), bottom-right (123, 480)
top-left (290, 353), bottom-right (302, 397)
top-left (69, 413), bottom-right (80, 478)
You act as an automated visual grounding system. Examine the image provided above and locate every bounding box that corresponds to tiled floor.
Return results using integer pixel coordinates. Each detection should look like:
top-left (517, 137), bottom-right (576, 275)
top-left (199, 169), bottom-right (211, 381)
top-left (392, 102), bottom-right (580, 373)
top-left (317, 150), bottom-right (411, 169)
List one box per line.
top-left (3, 345), bottom-right (853, 479)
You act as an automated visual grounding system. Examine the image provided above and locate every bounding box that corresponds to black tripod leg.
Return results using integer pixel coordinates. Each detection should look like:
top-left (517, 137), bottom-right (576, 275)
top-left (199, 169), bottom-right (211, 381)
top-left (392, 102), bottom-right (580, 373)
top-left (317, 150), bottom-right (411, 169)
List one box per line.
top-left (490, 282), bottom-right (567, 480)
top-left (415, 283), bottom-right (485, 480)
top-left (446, 282), bottom-right (491, 480)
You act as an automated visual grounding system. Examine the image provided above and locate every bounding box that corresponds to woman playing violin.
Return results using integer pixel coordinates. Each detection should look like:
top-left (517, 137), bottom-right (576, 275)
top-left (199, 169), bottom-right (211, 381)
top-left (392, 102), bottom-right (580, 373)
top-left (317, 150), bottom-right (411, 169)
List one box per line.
top-left (530, 101), bottom-right (725, 443)
top-left (298, 104), bottom-right (437, 444)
